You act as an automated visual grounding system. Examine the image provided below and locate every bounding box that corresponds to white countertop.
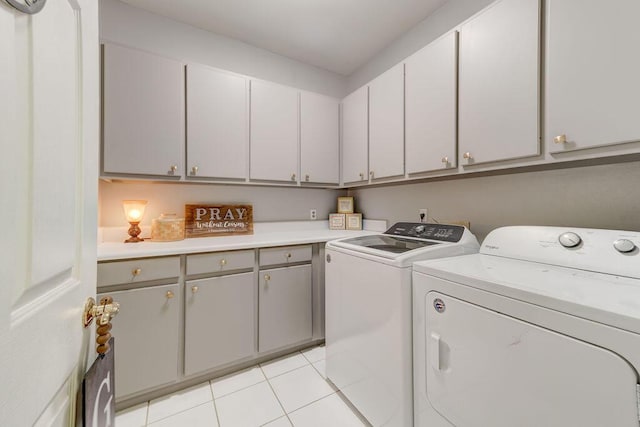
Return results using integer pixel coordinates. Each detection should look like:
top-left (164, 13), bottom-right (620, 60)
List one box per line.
top-left (98, 220), bottom-right (385, 261)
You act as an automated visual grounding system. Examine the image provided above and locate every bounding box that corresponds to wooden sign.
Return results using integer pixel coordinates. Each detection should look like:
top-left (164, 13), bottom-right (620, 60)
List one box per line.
top-left (185, 204), bottom-right (253, 238)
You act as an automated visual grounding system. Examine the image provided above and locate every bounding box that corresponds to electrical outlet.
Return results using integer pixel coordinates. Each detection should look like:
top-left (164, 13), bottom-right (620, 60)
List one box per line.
top-left (419, 209), bottom-right (428, 223)
top-left (310, 209), bottom-right (317, 220)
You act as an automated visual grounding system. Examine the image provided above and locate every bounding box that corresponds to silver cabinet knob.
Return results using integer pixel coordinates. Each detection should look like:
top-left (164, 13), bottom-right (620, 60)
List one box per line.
top-left (291, 173), bottom-right (296, 181)
top-left (264, 274), bottom-right (271, 281)
top-left (441, 156), bottom-right (449, 164)
top-left (191, 286), bottom-right (199, 294)
top-left (286, 253), bottom-right (292, 259)
top-left (166, 290), bottom-right (175, 299)
top-left (191, 166), bottom-right (198, 175)
top-left (554, 134), bottom-right (567, 144)
top-left (463, 152), bottom-right (472, 160)
top-left (169, 165), bottom-right (178, 175)
top-left (305, 174), bottom-right (310, 182)
top-left (219, 258), bottom-right (227, 267)
top-left (613, 239), bottom-right (636, 253)
top-left (132, 268), bottom-right (142, 276)
top-left (370, 171), bottom-right (374, 179)
top-left (359, 172), bottom-right (364, 180)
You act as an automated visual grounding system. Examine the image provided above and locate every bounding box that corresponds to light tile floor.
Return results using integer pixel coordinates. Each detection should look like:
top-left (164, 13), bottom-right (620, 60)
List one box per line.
top-left (116, 345), bottom-right (371, 427)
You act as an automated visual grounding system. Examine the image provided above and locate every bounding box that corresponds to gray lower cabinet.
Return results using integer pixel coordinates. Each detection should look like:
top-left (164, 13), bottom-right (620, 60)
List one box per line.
top-left (184, 272), bottom-right (255, 376)
top-left (259, 264), bottom-right (313, 353)
top-left (100, 283), bottom-right (180, 399)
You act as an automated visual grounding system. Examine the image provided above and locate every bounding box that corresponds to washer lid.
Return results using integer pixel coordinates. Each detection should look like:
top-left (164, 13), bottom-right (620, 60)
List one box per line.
top-left (413, 254), bottom-right (640, 335)
top-left (335, 234), bottom-right (441, 255)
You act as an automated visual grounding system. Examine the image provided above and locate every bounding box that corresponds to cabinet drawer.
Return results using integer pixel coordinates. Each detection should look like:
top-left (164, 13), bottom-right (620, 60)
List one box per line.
top-left (259, 245), bottom-right (312, 266)
top-left (187, 250), bottom-right (254, 276)
top-left (97, 256), bottom-right (180, 287)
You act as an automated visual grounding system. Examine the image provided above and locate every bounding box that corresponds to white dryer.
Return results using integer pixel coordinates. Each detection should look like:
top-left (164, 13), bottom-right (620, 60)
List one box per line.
top-left (413, 226), bottom-right (640, 427)
top-left (326, 222), bottom-right (479, 426)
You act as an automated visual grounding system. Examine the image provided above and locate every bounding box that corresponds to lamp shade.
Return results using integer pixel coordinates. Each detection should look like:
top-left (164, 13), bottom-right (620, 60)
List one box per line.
top-left (122, 200), bottom-right (147, 223)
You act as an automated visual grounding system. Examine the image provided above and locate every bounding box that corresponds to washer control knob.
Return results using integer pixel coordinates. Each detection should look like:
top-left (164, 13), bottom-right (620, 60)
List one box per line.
top-left (415, 225), bottom-right (426, 234)
top-left (558, 232), bottom-right (582, 248)
top-left (613, 239), bottom-right (636, 253)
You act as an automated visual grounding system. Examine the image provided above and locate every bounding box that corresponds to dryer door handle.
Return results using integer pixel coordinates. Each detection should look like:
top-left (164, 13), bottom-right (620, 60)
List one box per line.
top-left (430, 332), bottom-right (442, 371)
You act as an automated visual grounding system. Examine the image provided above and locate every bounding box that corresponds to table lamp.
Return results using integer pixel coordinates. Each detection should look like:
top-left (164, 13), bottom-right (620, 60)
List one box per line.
top-left (122, 200), bottom-right (147, 243)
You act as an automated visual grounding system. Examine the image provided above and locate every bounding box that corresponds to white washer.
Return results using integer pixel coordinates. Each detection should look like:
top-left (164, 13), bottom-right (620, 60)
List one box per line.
top-left (413, 226), bottom-right (640, 427)
top-left (325, 222), bottom-right (479, 426)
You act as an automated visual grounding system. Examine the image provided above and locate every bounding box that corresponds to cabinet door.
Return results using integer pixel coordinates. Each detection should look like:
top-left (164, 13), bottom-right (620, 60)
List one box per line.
top-left (459, 0), bottom-right (540, 165)
top-left (250, 80), bottom-right (298, 182)
top-left (546, 0), bottom-right (640, 153)
top-left (259, 264), bottom-right (312, 353)
top-left (369, 63), bottom-right (405, 180)
top-left (184, 273), bottom-right (255, 376)
top-left (341, 86), bottom-right (369, 184)
top-left (300, 92), bottom-right (339, 184)
top-left (101, 284), bottom-right (180, 398)
top-left (406, 32), bottom-right (458, 174)
top-left (103, 44), bottom-right (184, 177)
top-left (186, 64), bottom-right (248, 180)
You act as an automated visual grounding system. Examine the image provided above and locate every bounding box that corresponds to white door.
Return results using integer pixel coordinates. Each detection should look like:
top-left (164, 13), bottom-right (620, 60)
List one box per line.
top-left (0, 1), bottom-right (99, 426)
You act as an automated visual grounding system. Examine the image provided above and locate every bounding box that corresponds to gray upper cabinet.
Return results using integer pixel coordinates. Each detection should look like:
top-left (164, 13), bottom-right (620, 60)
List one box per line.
top-left (368, 63), bottom-right (405, 180)
top-left (186, 64), bottom-right (248, 180)
top-left (405, 31), bottom-right (458, 174)
top-left (458, 0), bottom-right (540, 166)
top-left (546, 0), bottom-right (640, 154)
top-left (250, 80), bottom-right (299, 183)
top-left (300, 92), bottom-right (340, 185)
top-left (102, 44), bottom-right (185, 177)
top-left (341, 86), bottom-right (369, 184)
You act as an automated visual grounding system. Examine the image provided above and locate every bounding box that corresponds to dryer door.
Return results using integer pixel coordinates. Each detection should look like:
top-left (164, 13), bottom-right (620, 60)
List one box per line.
top-left (426, 291), bottom-right (639, 427)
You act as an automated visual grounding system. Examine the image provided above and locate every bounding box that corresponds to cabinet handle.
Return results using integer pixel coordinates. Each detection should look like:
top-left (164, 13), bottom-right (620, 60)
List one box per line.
top-left (291, 173), bottom-right (296, 181)
top-left (191, 286), bottom-right (199, 294)
top-left (264, 274), bottom-right (271, 281)
top-left (441, 156), bottom-right (449, 164)
top-left (463, 152), bottom-right (473, 160)
top-left (132, 268), bottom-right (142, 276)
top-left (191, 166), bottom-right (198, 175)
top-left (370, 171), bottom-right (374, 179)
top-left (554, 134), bottom-right (567, 144)
top-left (166, 291), bottom-right (175, 299)
top-left (286, 253), bottom-right (292, 259)
top-left (168, 165), bottom-right (178, 175)
top-left (305, 174), bottom-right (310, 182)
top-left (359, 172), bottom-right (364, 180)
top-left (220, 258), bottom-right (227, 267)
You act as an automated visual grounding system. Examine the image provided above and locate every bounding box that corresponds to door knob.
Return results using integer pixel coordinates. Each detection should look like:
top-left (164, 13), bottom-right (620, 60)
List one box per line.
top-left (83, 296), bottom-right (120, 356)
top-left (291, 173), bottom-right (296, 181)
top-left (463, 152), bottom-right (473, 160)
top-left (132, 268), bottom-right (142, 276)
top-left (169, 165), bottom-right (178, 175)
top-left (166, 290), bottom-right (175, 299)
top-left (191, 286), bottom-right (199, 294)
top-left (220, 258), bottom-right (227, 267)
top-left (441, 156), bottom-right (449, 164)
top-left (305, 174), bottom-right (310, 182)
top-left (370, 171), bottom-right (375, 179)
top-left (191, 166), bottom-right (199, 175)
top-left (264, 274), bottom-right (271, 281)
top-left (359, 172), bottom-right (364, 180)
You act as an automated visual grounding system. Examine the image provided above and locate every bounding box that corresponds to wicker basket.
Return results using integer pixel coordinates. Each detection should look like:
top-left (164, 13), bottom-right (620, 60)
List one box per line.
top-left (151, 213), bottom-right (185, 241)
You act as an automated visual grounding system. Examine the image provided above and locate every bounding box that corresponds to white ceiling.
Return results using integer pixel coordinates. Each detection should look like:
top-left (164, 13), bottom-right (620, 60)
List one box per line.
top-left (119, 0), bottom-right (449, 75)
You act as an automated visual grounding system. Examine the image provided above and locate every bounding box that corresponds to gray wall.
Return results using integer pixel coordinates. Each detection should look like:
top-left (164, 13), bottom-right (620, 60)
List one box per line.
top-left (99, 181), bottom-right (343, 227)
top-left (347, 0), bottom-right (494, 93)
top-left (100, 0), bottom-right (347, 97)
top-left (349, 161), bottom-right (640, 242)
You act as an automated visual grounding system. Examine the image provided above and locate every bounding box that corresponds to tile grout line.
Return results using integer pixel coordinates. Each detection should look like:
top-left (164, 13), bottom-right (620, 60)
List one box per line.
top-left (145, 401), bottom-right (150, 427)
top-left (259, 359), bottom-right (296, 426)
top-left (208, 380), bottom-right (223, 427)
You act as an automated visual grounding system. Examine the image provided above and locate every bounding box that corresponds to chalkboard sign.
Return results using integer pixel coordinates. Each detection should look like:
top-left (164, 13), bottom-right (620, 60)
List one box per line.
top-left (83, 338), bottom-right (115, 427)
top-left (185, 204), bottom-right (253, 238)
